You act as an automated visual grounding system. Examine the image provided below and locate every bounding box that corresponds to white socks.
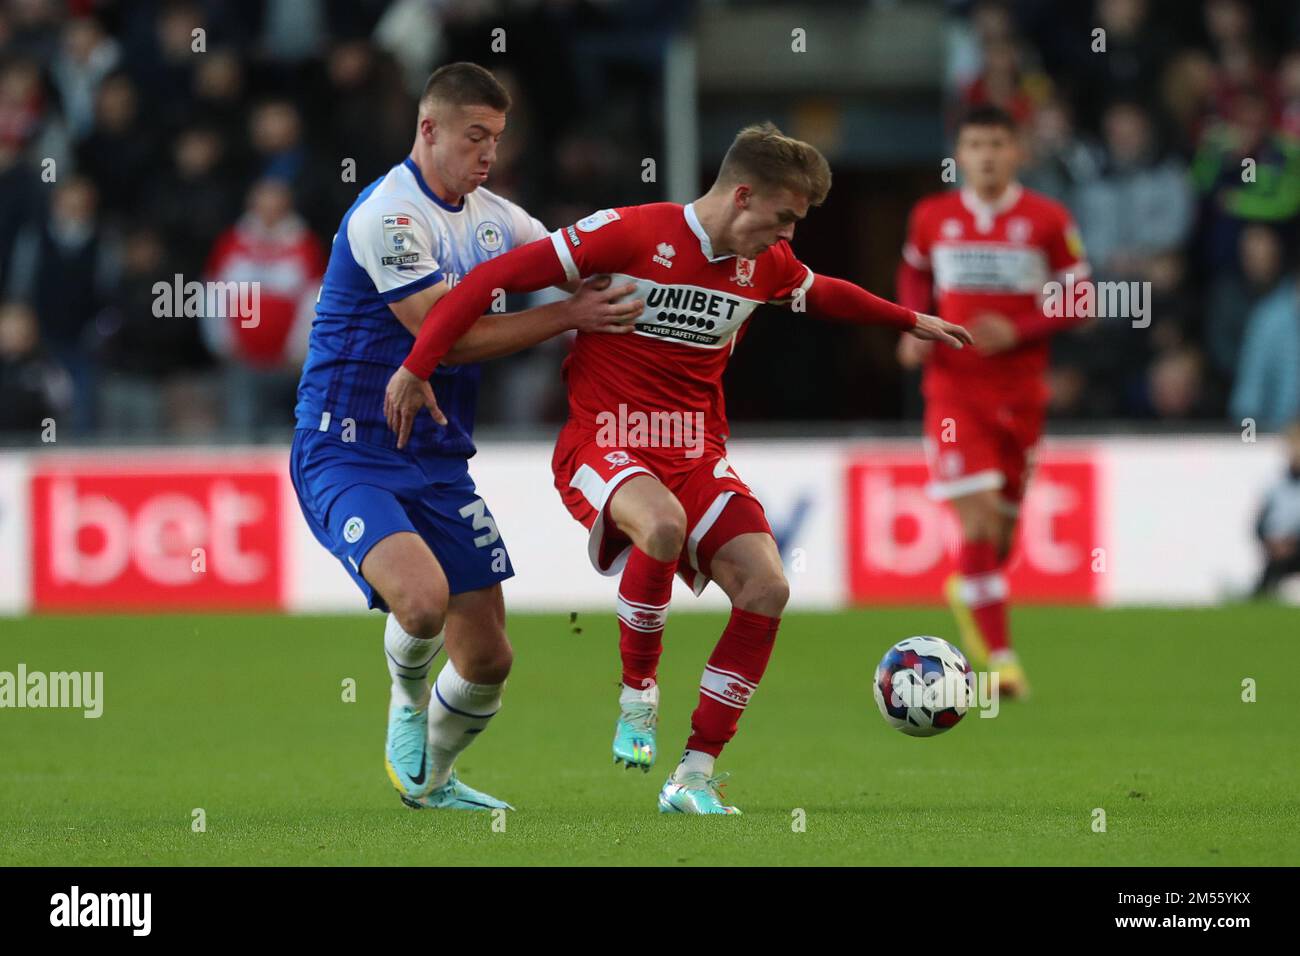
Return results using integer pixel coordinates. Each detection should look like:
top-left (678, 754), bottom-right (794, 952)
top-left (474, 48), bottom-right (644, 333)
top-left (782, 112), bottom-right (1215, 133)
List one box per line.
top-left (427, 660), bottom-right (503, 788)
top-left (384, 613), bottom-right (443, 709)
top-left (674, 749), bottom-right (715, 782)
top-left (620, 681), bottom-right (659, 708)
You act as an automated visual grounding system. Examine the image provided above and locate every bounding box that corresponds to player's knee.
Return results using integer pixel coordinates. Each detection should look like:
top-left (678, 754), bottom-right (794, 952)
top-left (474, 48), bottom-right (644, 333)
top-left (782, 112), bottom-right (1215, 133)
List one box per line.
top-left (459, 638), bottom-right (513, 685)
top-left (641, 501), bottom-right (687, 560)
top-left (995, 527), bottom-right (1015, 563)
top-left (390, 593), bottom-right (447, 640)
top-left (958, 501), bottom-right (1001, 542)
top-left (736, 570), bottom-right (790, 617)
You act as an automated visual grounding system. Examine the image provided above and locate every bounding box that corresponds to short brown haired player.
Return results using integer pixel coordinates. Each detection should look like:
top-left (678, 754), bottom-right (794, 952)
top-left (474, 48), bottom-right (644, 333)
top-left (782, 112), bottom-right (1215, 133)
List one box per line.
top-left (896, 105), bottom-right (1092, 697)
top-left (291, 62), bottom-right (644, 813)
top-left (386, 121), bottom-right (971, 813)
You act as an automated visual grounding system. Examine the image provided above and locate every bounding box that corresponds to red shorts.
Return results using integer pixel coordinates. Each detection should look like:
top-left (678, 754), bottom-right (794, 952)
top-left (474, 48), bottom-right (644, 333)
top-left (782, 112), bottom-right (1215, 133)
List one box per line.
top-left (922, 397), bottom-right (1044, 511)
top-left (551, 425), bottom-right (772, 595)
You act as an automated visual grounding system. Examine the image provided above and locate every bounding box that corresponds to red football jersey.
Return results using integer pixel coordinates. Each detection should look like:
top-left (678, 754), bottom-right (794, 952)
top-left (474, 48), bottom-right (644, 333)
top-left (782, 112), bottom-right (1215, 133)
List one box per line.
top-left (548, 202), bottom-right (814, 444)
top-left (900, 183), bottom-right (1088, 404)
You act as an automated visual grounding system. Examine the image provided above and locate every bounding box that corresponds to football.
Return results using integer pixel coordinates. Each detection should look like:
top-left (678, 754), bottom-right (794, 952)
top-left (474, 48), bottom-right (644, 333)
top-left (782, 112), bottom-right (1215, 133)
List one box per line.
top-left (873, 636), bottom-right (974, 737)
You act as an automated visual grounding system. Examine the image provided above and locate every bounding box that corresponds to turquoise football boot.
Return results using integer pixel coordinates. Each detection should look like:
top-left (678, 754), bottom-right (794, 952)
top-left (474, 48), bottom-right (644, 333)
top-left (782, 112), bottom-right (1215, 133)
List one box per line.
top-left (613, 687), bottom-right (658, 772)
top-left (657, 771), bottom-right (742, 815)
top-left (384, 702), bottom-right (435, 799)
top-left (399, 771), bottom-right (514, 811)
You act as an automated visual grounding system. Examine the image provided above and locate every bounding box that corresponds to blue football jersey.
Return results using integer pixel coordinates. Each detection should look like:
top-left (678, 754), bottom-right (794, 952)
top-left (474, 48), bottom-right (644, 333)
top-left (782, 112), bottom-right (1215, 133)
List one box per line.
top-left (294, 157), bottom-right (548, 457)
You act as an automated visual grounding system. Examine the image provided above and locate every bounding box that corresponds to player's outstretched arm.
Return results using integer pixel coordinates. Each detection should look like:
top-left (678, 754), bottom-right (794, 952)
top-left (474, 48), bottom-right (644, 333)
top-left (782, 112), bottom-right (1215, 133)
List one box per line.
top-left (802, 273), bottom-right (972, 349)
top-left (403, 237), bottom-right (570, 378)
top-left (441, 275), bottom-right (642, 366)
top-left (385, 238), bottom-right (568, 447)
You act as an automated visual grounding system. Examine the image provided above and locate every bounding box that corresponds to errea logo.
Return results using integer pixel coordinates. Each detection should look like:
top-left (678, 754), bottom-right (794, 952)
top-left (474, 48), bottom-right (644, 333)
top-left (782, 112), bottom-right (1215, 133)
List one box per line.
top-left (653, 242), bottom-right (676, 269)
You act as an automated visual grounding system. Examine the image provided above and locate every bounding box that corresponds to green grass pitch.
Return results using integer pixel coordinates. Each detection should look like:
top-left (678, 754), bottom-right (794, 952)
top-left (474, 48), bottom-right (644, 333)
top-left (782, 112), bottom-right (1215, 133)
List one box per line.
top-left (1, 606), bottom-right (1297, 866)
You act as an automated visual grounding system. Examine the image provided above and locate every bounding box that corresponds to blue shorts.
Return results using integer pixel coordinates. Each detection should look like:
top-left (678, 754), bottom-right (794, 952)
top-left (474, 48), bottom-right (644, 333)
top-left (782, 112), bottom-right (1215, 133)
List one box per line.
top-left (289, 429), bottom-right (513, 610)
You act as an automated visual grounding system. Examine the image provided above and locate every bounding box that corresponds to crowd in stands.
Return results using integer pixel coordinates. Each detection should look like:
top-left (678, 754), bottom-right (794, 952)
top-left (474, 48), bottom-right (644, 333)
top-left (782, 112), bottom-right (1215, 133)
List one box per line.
top-left (949, 0), bottom-right (1300, 427)
top-left (1, 0), bottom-right (1296, 440)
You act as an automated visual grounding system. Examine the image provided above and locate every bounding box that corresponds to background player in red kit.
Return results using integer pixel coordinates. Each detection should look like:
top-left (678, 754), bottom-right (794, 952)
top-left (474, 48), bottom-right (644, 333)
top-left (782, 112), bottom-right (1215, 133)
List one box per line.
top-left (386, 122), bottom-right (971, 814)
top-left (896, 106), bottom-right (1091, 698)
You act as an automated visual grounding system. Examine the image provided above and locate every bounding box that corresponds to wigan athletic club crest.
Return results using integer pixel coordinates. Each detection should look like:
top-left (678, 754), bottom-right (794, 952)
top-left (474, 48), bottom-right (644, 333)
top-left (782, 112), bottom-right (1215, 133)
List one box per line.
top-left (476, 220), bottom-right (505, 253)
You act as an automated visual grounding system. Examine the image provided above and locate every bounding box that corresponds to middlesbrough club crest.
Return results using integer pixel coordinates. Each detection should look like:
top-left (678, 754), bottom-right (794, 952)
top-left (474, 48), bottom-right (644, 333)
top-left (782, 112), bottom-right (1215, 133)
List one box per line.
top-left (731, 257), bottom-right (756, 287)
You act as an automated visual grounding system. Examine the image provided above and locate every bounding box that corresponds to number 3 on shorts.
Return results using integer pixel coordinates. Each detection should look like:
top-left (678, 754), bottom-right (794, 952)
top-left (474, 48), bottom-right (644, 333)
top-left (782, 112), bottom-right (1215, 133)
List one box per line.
top-left (459, 498), bottom-right (501, 548)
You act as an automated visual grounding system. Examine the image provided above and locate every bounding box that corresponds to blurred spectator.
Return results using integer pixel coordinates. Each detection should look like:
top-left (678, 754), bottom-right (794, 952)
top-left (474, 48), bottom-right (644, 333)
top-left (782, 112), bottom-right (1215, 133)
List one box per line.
top-left (1076, 100), bottom-right (1193, 282)
top-left (0, 139), bottom-right (41, 297)
top-left (248, 99), bottom-right (306, 185)
top-left (1071, 0), bottom-right (1173, 130)
top-left (48, 14), bottom-right (120, 142)
top-left (191, 49), bottom-right (247, 147)
top-left (4, 0), bottom-right (61, 64)
top-left (5, 175), bottom-right (118, 433)
top-left (201, 178), bottom-right (323, 438)
top-left (97, 226), bottom-right (212, 438)
top-left (1251, 419), bottom-right (1300, 597)
top-left (1280, 50), bottom-right (1300, 141)
top-left (1020, 97), bottom-right (1102, 205)
top-left (958, 36), bottom-right (1049, 128)
top-left (246, 98), bottom-right (333, 237)
top-left (1191, 90), bottom-right (1300, 270)
top-left (320, 41), bottom-right (414, 196)
top-left (1230, 270), bottom-right (1300, 430)
top-left (74, 71), bottom-right (158, 221)
top-left (1202, 0), bottom-right (1272, 120)
top-left (946, 0), bottom-right (1016, 92)
top-left (1205, 225), bottom-right (1286, 381)
top-left (1160, 49), bottom-right (1218, 150)
top-left (1144, 345), bottom-right (1214, 419)
top-left (0, 55), bottom-right (69, 172)
top-left (260, 0), bottom-right (328, 63)
top-left (129, 0), bottom-right (204, 132)
top-left (373, 0), bottom-right (445, 95)
top-left (0, 300), bottom-right (71, 435)
top-left (146, 125), bottom-right (238, 278)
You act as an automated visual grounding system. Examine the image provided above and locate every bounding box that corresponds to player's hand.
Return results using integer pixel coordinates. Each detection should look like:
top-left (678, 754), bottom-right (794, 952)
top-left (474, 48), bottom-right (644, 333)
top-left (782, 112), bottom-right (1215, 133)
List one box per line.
top-left (384, 366), bottom-right (446, 449)
top-left (897, 332), bottom-right (933, 369)
top-left (969, 312), bottom-right (1019, 355)
top-left (909, 312), bottom-right (973, 350)
top-left (566, 274), bottom-right (643, 334)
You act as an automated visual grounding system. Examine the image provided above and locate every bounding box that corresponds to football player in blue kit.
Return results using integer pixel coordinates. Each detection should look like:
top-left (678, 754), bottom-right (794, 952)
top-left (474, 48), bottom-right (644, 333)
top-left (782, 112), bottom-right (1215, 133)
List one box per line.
top-left (291, 63), bottom-right (642, 810)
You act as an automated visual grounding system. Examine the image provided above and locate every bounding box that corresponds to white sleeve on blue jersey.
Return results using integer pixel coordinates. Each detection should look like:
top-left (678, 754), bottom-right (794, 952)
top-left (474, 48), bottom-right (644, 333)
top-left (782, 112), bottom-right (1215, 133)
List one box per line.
top-left (502, 198), bottom-right (549, 248)
top-left (346, 198), bottom-right (444, 303)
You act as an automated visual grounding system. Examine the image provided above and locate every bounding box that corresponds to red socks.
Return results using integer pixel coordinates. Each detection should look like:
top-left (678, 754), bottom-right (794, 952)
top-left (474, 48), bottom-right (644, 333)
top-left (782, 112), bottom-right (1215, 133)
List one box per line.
top-left (686, 607), bottom-right (781, 756)
top-left (959, 539), bottom-right (1010, 654)
top-left (616, 548), bottom-right (676, 689)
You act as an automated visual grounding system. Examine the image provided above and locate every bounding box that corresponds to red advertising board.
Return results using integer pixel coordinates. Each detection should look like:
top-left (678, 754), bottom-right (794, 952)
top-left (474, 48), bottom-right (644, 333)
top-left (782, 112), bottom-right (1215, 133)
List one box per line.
top-left (845, 451), bottom-right (1101, 604)
top-left (30, 462), bottom-right (283, 611)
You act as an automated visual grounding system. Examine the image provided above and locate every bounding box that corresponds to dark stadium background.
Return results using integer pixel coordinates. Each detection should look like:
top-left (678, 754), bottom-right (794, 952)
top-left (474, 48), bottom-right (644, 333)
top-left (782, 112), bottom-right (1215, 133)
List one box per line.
top-left (2, 0), bottom-right (1297, 441)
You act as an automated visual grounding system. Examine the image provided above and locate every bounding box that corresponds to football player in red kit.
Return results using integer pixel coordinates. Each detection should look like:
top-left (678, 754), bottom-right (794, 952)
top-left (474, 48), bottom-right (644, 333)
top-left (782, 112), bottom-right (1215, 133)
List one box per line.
top-left (387, 122), bottom-right (971, 814)
top-left (896, 105), bottom-right (1091, 698)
